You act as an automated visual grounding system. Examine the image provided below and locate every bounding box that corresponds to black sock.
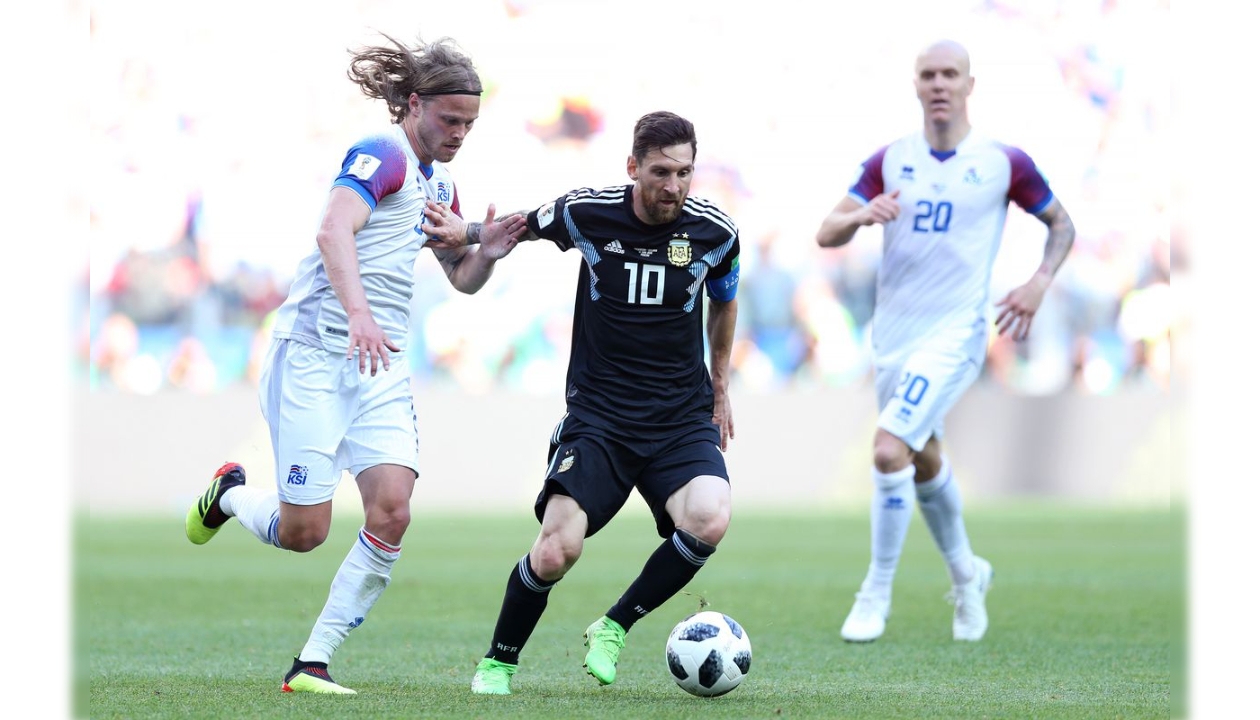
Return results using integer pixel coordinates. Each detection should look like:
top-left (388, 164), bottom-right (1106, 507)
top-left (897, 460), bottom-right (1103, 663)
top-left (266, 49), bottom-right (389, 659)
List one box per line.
top-left (486, 555), bottom-right (556, 665)
top-left (606, 529), bottom-right (716, 631)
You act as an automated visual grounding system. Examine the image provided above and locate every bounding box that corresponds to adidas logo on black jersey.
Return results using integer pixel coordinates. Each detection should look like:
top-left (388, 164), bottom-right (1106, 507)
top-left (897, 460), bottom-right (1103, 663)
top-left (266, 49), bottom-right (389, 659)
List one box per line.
top-left (603, 240), bottom-right (625, 254)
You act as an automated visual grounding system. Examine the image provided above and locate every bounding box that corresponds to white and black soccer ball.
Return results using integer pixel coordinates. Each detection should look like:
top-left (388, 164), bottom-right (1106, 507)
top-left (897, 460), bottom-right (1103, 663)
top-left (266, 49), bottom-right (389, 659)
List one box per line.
top-left (665, 610), bottom-right (752, 697)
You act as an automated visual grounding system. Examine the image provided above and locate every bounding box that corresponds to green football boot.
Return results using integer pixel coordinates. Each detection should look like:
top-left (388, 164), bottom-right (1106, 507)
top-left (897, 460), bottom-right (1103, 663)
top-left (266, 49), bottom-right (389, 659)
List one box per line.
top-left (583, 616), bottom-right (626, 685)
top-left (471, 657), bottom-right (518, 695)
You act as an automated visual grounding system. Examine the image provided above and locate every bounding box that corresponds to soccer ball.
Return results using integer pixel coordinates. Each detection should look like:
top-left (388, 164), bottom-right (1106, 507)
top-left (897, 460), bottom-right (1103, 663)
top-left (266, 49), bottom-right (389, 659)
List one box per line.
top-left (665, 610), bottom-right (752, 697)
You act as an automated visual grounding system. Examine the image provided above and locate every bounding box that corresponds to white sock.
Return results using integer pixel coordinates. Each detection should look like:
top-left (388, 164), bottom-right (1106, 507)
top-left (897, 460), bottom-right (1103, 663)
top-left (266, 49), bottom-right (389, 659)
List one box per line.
top-left (220, 486), bottom-right (283, 549)
top-left (915, 456), bottom-right (976, 587)
top-left (860, 465), bottom-right (916, 597)
top-left (299, 528), bottom-right (401, 664)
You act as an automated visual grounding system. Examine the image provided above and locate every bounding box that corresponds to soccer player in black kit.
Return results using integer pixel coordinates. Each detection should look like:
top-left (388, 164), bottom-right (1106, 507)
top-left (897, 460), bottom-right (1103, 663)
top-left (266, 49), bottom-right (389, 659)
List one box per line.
top-left (421, 110), bottom-right (740, 694)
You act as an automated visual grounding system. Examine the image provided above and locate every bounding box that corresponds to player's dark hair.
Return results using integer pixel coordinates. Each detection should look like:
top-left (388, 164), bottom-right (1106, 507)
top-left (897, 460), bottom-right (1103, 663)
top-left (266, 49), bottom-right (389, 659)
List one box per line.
top-left (631, 111), bottom-right (697, 162)
top-left (347, 33), bottom-right (482, 124)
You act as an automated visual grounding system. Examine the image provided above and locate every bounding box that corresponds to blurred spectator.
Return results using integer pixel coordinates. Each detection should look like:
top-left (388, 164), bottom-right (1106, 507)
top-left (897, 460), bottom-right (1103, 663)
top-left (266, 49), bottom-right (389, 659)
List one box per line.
top-left (91, 312), bottom-right (139, 390)
top-left (1116, 227), bottom-right (1172, 391)
top-left (167, 337), bottom-right (219, 393)
top-left (91, 312), bottom-right (163, 394)
top-left (526, 95), bottom-right (605, 146)
top-left (739, 234), bottom-right (808, 382)
top-left (792, 274), bottom-right (867, 389)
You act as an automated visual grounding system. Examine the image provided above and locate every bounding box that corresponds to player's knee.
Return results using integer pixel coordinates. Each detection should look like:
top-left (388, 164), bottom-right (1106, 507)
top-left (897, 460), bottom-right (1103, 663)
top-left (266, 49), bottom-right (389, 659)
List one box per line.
top-left (872, 454), bottom-right (907, 475)
top-left (911, 454), bottom-right (941, 482)
top-left (278, 523), bottom-right (330, 553)
top-left (670, 476), bottom-right (731, 543)
top-left (366, 503), bottom-right (412, 541)
top-left (678, 505), bottom-right (730, 546)
top-left (532, 532), bottom-right (582, 579)
top-left (911, 439), bottom-right (943, 480)
top-left (530, 544), bottom-right (573, 580)
top-left (872, 434), bottom-right (913, 474)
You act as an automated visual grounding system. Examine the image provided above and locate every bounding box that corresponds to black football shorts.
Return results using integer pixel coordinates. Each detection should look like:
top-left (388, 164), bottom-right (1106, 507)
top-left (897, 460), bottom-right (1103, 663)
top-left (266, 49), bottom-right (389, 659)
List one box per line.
top-left (534, 413), bottom-right (728, 537)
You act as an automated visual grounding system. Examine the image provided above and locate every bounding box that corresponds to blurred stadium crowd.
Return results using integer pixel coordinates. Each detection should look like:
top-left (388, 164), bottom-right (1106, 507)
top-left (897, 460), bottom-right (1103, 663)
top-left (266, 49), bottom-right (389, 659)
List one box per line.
top-left (85, 0), bottom-right (1176, 398)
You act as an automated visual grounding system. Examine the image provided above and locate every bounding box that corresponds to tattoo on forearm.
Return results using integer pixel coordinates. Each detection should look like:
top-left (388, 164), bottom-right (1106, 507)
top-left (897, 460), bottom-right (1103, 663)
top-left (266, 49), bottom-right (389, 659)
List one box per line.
top-left (1043, 212), bottom-right (1075, 275)
top-left (433, 246), bottom-right (465, 268)
top-left (462, 210), bottom-right (537, 246)
top-left (1035, 206), bottom-right (1075, 276)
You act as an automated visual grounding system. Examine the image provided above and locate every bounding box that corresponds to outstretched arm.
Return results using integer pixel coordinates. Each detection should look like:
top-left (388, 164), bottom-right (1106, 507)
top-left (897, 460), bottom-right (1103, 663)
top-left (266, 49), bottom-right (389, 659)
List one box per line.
top-left (423, 200), bottom-right (539, 248)
top-left (994, 198), bottom-right (1076, 340)
top-left (706, 296), bottom-right (738, 451)
top-left (421, 201), bottom-right (529, 294)
top-left (462, 215), bottom-right (540, 245)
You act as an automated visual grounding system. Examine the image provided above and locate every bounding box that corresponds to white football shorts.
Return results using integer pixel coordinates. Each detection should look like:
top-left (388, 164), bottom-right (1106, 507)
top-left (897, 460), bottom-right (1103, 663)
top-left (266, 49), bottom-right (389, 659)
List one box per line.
top-left (874, 340), bottom-right (982, 452)
top-left (258, 338), bottom-right (419, 505)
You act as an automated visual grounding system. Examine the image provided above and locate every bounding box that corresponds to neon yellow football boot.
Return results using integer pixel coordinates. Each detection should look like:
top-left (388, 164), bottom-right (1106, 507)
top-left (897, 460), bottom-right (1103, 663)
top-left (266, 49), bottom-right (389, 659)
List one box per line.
top-left (281, 657), bottom-right (357, 695)
top-left (184, 462), bottom-right (246, 545)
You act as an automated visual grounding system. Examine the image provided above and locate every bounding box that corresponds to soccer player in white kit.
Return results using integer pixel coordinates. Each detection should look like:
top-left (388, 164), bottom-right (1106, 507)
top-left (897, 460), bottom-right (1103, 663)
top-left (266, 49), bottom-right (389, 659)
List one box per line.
top-left (815, 39), bottom-right (1076, 643)
top-left (183, 34), bottom-right (526, 693)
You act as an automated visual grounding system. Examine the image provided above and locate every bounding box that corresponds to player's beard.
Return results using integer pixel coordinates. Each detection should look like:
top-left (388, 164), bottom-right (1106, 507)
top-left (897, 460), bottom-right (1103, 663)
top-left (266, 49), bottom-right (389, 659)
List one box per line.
top-left (644, 195), bottom-right (684, 224)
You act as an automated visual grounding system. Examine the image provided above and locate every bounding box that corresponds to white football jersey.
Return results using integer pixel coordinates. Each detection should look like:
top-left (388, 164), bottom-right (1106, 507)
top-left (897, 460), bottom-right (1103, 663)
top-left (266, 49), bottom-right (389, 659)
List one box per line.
top-left (847, 131), bottom-right (1054, 366)
top-left (272, 123), bottom-right (460, 353)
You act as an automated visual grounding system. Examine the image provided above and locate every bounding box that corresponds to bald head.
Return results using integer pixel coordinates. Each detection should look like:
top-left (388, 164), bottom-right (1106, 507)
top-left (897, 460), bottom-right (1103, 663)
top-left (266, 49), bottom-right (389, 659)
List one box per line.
top-left (915, 39), bottom-right (971, 78)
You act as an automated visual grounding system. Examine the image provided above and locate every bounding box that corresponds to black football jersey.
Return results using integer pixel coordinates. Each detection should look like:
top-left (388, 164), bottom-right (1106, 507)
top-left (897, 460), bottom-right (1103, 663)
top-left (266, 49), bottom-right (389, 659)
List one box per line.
top-left (527, 184), bottom-right (741, 436)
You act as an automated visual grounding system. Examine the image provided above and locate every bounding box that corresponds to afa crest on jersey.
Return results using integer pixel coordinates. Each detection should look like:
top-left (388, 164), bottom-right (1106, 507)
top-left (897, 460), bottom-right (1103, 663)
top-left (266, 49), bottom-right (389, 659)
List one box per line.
top-left (668, 237), bottom-right (691, 267)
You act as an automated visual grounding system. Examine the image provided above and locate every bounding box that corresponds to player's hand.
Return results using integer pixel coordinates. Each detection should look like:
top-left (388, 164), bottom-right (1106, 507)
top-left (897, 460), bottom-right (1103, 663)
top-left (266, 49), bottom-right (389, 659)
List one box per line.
top-left (476, 204), bottom-right (528, 261)
top-left (420, 201), bottom-right (468, 250)
top-left (863, 189), bottom-right (900, 225)
top-left (345, 311), bottom-right (400, 376)
top-left (994, 274), bottom-right (1051, 341)
top-left (712, 390), bottom-right (735, 451)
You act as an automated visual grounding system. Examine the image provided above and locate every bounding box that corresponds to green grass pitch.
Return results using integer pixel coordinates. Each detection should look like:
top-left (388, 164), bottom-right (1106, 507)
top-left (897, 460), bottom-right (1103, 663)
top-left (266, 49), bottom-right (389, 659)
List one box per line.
top-left (78, 505), bottom-right (1181, 719)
